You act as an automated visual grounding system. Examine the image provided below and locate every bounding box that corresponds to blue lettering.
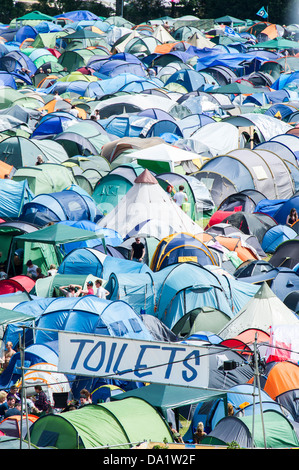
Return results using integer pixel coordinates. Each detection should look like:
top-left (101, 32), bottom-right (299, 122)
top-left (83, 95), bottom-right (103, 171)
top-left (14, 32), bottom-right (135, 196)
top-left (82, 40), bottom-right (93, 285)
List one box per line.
top-left (105, 342), bottom-right (117, 373)
top-left (70, 339), bottom-right (94, 369)
top-left (162, 346), bottom-right (186, 379)
top-left (134, 345), bottom-right (161, 378)
top-left (83, 341), bottom-right (106, 372)
top-left (182, 350), bottom-right (200, 382)
top-left (113, 343), bottom-right (131, 375)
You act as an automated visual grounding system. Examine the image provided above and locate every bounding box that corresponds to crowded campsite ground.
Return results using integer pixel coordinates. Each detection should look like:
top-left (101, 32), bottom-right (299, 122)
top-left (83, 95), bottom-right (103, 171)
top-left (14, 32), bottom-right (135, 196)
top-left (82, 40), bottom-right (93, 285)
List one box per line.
top-left (0, 7), bottom-right (298, 451)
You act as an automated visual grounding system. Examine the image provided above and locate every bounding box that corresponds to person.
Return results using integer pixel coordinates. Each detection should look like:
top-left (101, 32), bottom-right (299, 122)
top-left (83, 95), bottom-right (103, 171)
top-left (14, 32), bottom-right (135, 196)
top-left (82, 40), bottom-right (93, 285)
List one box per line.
top-left (69, 105), bottom-right (79, 117)
top-left (168, 422), bottom-right (184, 443)
top-left (286, 208), bottom-right (298, 226)
top-left (26, 260), bottom-right (39, 279)
top-left (59, 284), bottom-right (83, 297)
top-left (90, 115), bottom-right (97, 121)
top-left (78, 389), bottom-right (92, 408)
top-left (35, 155), bottom-right (44, 165)
top-left (32, 385), bottom-right (50, 413)
top-left (173, 185), bottom-right (188, 208)
top-left (81, 281), bottom-right (95, 296)
top-left (0, 264), bottom-right (7, 280)
top-left (4, 399), bottom-right (22, 418)
top-left (54, 90), bottom-right (62, 100)
top-left (6, 385), bottom-right (20, 402)
top-left (95, 279), bottom-right (109, 299)
top-left (1, 342), bottom-right (16, 370)
top-left (130, 237), bottom-right (145, 262)
top-left (0, 391), bottom-right (8, 419)
top-left (227, 402), bottom-right (234, 416)
top-left (193, 422), bottom-right (206, 444)
top-left (47, 264), bottom-right (57, 276)
top-left (35, 267), bottom-right (45, 280)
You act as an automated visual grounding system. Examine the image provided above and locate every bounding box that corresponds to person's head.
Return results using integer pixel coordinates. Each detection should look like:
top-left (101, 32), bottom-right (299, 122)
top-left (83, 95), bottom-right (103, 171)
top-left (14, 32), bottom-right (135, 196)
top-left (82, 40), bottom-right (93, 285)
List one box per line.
top-left (50, 264), bottom-right (56, 270)
top-left (6, 342), bottom-right (13, 351)
top-left (166, 185), bottom-right (173, 193)
top-left (196, 422), bottom-right (204, 433)
top-left (7, 396), bottom-right (16, 407)
top-left (179, 185), bottom-right (184, 191)
top-left (15, 400), bottom-right (22, 409)
top-left (0, 391), bottom-right (7, 403)
top-left (135, 237), bottom-right (141, 243)
top-left (95, 279), bottom-right (102, 287)
top-left (26, 260), bottom-right (33, 268)
top-left (36, 267), bottom-right (42, 274)
top-left (290, 208), bottom-right (297, 216)
top-left (87, 281), bottom-right (93, 288)
top-left (36, 155), bottom-right (43, 164)
top-left (34, 385), bottom-right (42, 393)
top-left (227, 403), bottom-right (234, 415)
top-left (68, 285), bottom-right (76, 293)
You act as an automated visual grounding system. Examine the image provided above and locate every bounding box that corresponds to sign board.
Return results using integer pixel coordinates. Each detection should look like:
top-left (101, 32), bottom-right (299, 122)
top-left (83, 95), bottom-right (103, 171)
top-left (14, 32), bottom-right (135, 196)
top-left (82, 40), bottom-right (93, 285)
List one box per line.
top-left (58, 333), bottom-right (210, 388)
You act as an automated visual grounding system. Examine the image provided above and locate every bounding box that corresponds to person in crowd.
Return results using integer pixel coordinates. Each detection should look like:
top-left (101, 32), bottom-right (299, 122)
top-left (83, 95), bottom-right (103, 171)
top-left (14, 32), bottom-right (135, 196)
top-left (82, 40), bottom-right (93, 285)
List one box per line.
top-left (173, 185), bottom-right (188, 209)
top-left (47, 264), bottom-right (57, 276)
top-left (193, 422), bottom-right (206, 443)
top-left (81, 281), bottom-right (95, 295)
top-left (35, 155), bottom-right (44, 165)
top-left (168, 422), bottom-right (184, 443)
top-left (130, 237), bottom-right (145, 262)
top-left (0, 391), bottom-right (8, 419)
top-left (26, 260), bottom-right (39, 279)
top-left (286, 208), bottom-right (298, 226)
top-left (1, 342), bottom-right (16, 370)
top-left (79, 389), bottom-right (92, 408)
top-left (95, 279), bottom-right (109, 299)
top-left (32, 385), bottom-right (50, 413)
top-left (4, 398), bottom-right (22, 418)
top-left (59, 284), bottom-right (83, 297)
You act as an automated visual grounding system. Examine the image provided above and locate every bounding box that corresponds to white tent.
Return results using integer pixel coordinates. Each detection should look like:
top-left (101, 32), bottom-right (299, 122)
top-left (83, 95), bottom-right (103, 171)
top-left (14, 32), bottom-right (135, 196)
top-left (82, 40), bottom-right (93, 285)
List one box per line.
top-left (187, 32), bottom-right (215, 49)
top-left (97, 169), bottom-right (203, 239)
top-left (152, 24), bottom-right (175, 43)
top-left (128, 143), bottom-right (208, 172)
top-left (218, 282), bottom-right (299, 340)
top-left (191, 121), bottom-right (241, 156)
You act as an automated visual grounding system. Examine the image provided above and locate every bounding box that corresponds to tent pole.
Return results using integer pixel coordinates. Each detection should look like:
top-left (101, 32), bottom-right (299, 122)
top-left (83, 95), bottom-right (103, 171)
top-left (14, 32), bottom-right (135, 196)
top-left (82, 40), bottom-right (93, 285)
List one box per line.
top-left (253, 333), bottom-right (267, 448)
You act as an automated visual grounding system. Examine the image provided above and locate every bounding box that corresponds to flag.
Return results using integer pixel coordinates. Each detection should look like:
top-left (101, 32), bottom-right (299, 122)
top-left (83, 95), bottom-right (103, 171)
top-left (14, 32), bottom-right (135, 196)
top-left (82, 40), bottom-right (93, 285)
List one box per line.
top-left (224, 26), bottom-right (239, 38)
top-left (256, 6), bottom-right (268, 18)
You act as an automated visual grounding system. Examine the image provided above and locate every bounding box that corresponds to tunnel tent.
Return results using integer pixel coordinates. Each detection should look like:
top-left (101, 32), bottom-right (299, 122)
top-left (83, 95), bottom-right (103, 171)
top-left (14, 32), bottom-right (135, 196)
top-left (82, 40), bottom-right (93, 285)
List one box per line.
top-left (32, 273), bottom-right (100, 298)
top-left (202, 410), bottom-right (299, 448)
top-left (221, 211), bottom-right (277, 244)
top-left (218, 189), bottom-right (266, 213)
top-left (28, 398), bottom-right (173, 449)
top-left (13, 164), bottom-right (76, 196)
top-left (262, 225), bottom-right (297, 254)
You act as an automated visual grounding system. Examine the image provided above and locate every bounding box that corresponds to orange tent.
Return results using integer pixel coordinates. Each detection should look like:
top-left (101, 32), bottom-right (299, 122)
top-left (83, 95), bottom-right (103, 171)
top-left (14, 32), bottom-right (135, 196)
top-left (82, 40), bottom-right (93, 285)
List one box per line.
top-left (0, 415), bottom-right (39, 438)
top-left (263, 361), bottom-right (299, 400)
top-left (197, 233), bottom-right (258, 262)
top-left (0, 161), bottom-right (14, 179)
top-left (38, 99), bottom-right (87, 119)
top-left (260, 23), bottom-right (280, 39)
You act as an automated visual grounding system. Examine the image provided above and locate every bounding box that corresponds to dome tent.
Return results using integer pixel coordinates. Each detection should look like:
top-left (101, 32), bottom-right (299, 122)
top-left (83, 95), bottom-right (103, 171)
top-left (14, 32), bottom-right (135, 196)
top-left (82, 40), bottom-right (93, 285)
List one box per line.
top-left (19, 190), bottom-right (99, 226)
top-left (13, 164), bottom-right (76, 196)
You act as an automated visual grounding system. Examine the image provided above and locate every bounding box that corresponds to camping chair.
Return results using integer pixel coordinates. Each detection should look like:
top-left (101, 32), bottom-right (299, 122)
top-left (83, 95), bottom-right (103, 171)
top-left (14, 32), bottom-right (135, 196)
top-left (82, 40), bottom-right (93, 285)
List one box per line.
top-left (53, 392), bottom-right (69, 410)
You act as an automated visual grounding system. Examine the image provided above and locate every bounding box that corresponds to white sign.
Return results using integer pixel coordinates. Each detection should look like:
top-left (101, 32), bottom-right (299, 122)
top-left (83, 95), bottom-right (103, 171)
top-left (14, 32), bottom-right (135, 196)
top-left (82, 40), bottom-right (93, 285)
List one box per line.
top-left (58, 333), bottom-right (210, 388)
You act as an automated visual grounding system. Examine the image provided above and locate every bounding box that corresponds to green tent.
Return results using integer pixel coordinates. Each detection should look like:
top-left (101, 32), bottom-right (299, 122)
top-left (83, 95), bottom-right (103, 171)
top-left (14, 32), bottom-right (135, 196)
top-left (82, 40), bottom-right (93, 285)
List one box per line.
top-left (32, 273), bottom-right (99, 297)
top-left (248, 37), bottom-right (299, 50)
top-left (171, 306), bottom-right (231, 338)
top-left (0, 305), bottom-right (36, 326)
top-left (13, 163), bottom-right (76, 195)
top-left (13, 224), bottom-right (102, 275)
top-left (54, 122), bottom-right (111, 157)
top-left (112, 383), bottom-right (228, 431)
top-left (58, 49), bottom-right (97, 73)
top-left (28, 399), bottom-right (173, 449)
top-left (215, 15), bottom-right (247, 26)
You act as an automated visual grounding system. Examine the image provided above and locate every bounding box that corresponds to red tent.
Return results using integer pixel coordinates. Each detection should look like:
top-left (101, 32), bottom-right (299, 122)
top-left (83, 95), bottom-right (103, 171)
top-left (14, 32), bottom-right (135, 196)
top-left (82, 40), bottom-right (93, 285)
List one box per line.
top-left (0, 275), bottom-right (35, 295)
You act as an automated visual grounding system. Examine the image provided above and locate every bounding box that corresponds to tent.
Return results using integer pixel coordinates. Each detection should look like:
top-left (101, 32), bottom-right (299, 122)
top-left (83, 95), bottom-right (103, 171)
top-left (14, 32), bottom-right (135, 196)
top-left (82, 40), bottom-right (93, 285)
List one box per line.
top-left (28, 398), bottom-right (173, 448)
top-left (19, 189), bottom-right (99, 226)
top-left (202, 410), bottom-right (299, 448)
top-left (97, 169), bottom-right (202, 239)
top-left (150, 232), bottom-right (217, 271)
top-left (0, 415), bottom-right (38, 439)
top-left (13, 164), bottom-right (76, 196)
top-left (218, 283), bottom-right (299, 340)
top-left (171, 306), bottom-right (231, 338)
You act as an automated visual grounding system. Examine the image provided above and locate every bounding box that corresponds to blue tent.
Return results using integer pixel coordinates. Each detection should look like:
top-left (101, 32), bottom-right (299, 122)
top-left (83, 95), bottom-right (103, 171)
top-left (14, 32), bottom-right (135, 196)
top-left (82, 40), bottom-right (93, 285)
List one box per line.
top-left (94, 60), bottom-right (147, 78)
top-left (31, 112), bottom-right (78, 139)
top-left (20, 190), bottom-right (99, 226)
top-left (0, 71), bottom-right (17, 89)
top-left (14, 25), bottom-right (38, 43)
top-left (55, 10), bottom-right (99, 21)
top-left (58, 247), bottom-right (151, 278)
top-left (262, 225), bottom-right (297, 253)
top-left (0, 179), bottom-right (34, 218)
top-left (272, 195), bottom-right (299, 225)
top-left (165, 69), bottom-right (206, 92)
